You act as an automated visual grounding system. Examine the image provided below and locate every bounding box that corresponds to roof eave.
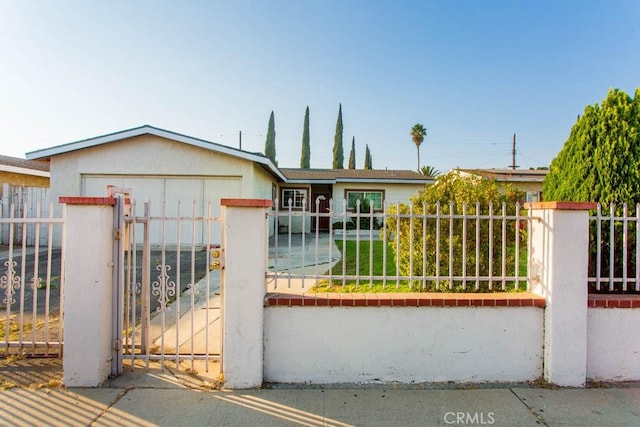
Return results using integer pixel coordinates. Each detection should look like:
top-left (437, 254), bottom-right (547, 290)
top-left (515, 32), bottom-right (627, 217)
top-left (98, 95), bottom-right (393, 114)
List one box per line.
top-left (25, 125), bottom-right (286, 181)
top-left (284, 179), bottom-right (336, 185)
top-left (334, 178), bottom-right (433, 185)
top-left (0, 165), bottom-right (50, 178)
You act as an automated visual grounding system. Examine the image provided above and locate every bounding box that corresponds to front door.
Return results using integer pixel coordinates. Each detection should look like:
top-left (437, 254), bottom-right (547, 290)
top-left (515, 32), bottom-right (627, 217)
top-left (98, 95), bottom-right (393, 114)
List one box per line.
top-left (312, 193), bottom-right (331, 231)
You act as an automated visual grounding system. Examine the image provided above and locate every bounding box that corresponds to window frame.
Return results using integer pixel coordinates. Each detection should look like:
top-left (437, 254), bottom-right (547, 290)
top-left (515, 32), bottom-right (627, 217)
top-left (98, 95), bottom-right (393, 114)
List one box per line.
top-left (344, 189), bottom-right (385, 212)
top-left (280, 187), bottom-right (310, 210)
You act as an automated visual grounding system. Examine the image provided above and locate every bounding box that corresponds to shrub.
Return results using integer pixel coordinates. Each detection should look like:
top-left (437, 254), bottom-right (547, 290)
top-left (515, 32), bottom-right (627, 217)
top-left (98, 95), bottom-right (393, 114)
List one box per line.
top-left (383, 172), bottom-right (525, 292)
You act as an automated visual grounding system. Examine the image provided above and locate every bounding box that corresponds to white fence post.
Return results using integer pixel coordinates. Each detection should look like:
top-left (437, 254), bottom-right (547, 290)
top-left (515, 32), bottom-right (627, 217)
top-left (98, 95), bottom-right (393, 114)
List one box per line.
top-left (527, 201), bottom-right (596, 387)
top-left (60, 196), bottom-right (116, 387)
top-left (221, 198), bottom-right (271, 388)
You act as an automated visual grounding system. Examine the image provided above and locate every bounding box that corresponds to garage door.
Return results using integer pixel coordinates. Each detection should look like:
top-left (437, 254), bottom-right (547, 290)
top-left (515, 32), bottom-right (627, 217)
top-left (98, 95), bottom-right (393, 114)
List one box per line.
top-left (82, 175), bottom-right (242, 245)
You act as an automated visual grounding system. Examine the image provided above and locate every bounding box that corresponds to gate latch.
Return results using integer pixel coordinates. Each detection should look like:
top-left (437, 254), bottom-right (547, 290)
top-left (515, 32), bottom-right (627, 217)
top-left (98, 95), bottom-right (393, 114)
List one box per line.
top-left (209, 245), bottom-right (224, 270)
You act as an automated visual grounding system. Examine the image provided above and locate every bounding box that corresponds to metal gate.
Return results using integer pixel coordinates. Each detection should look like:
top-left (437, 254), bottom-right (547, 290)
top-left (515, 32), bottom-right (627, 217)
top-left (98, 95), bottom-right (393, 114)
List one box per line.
top-left (115, 198), bottom-right (223, 374)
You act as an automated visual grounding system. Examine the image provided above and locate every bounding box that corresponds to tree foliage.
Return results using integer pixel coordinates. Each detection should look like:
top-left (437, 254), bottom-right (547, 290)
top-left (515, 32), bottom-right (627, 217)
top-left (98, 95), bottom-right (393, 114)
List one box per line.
top-left (332, 104), bottom-right (344, 169)
top-left (384, 173), bottom-right (523, 292)
top-left (420, 165), bottom-right (440, 177)
top-left (364, 144), bottom-right (372, 169)
top-left (264, 111), bottom-right (277, 165)
top-left (543, 88), bottom-right (640, 205)
top-left (300, 106), bottom-right (310, 168)
top-left (348, 137), bottom-right (356, 169)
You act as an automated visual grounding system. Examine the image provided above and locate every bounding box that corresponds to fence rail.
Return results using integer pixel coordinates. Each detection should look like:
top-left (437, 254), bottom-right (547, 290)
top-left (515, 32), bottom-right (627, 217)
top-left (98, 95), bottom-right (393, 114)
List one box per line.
top-left (0, 202), bottom-right (65, 357)
top-left (268, 199), bottom-right (531, 293)
top-left (589, 203), bottom-right (640, 293)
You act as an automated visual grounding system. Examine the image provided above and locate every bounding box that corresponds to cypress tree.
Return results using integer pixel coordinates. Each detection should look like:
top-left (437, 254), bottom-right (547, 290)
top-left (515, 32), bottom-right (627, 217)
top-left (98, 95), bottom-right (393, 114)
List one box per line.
top-left (264, 111), bottom-right (277, 165)
top-left (348, 137), bottom-right (356, 169)
top-left (364, 145), bottom-right (372, 169)
top-left (300, 106), bottom-right (310, 168)
top-left (332, 104), bottom-right (344, 169)
top-left (543, 88), bottom-right (640, 204)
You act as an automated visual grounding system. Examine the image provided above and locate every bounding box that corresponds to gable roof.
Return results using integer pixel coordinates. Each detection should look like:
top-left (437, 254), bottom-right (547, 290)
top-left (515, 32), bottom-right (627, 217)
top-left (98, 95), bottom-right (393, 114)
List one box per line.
top-left (280, 168), bottom-right (432, 185)
top-left (23, 125), bottom-right (432, 185)
top-left (457, 168), bottom-right (547, 183)
top-left (25, 124), bottom-right (286, 181)
top-left (0, 154), bottom-right (50, 178)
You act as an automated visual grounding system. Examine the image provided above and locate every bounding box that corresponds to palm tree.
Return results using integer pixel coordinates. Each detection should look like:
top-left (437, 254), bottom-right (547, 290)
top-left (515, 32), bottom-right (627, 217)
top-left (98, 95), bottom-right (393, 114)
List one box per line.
top-left (410, 123), bottom-right (427, 172)
top-left (420, 165), bottom-right (440, 177)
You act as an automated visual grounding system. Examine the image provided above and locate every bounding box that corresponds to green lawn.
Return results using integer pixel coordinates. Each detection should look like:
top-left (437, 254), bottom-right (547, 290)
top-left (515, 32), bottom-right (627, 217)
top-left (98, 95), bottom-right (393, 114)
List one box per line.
top-left (312, 240), bottom-right (409, 292)
top-left (310, 239), bottom-right (528, 293)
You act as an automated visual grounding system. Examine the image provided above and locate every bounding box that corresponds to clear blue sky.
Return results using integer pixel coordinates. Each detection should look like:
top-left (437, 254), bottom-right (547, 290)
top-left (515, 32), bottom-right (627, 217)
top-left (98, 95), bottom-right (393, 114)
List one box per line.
top-left (1, 1), bottom-right (638, 172)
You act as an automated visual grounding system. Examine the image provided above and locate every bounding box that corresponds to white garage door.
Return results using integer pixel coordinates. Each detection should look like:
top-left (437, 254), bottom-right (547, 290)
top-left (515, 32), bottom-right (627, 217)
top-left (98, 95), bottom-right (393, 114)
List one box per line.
top-left (82, 175), bottom-right (242, 245)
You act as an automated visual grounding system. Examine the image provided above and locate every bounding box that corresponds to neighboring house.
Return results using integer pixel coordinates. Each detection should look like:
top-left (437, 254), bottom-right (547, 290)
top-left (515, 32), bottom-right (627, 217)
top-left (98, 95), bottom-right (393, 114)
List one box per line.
top-left (25, 125), bottom-right (431, 241)
top-left (455, 168), bottom-right (547, 203)
top-left (0, 155), bottom-right (51, 245)
top-left (0, 154), bottom-right (49, 191)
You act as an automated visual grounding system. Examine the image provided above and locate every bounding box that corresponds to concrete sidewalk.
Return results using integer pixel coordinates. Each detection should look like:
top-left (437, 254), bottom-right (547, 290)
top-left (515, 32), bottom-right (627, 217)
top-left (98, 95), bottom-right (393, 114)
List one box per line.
top-left (1, 361), bottom-right (639, 426)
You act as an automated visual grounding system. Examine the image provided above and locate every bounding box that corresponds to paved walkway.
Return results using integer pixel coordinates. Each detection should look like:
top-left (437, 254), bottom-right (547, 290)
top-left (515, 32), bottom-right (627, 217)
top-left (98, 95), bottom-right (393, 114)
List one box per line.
top-left (267, 232), bottom-right (341, 293)
top-left (1, 360), bottom-right (639, 427)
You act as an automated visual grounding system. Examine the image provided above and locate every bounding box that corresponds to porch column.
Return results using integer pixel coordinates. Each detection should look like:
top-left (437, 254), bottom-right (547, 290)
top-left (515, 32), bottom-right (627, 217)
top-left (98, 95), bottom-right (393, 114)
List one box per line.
top-left (527, 201), bottom-right (596, 387)
top-left (221, 198), bottom-right (271, 388)
top-left (60, 196), bottom-right (116, 387)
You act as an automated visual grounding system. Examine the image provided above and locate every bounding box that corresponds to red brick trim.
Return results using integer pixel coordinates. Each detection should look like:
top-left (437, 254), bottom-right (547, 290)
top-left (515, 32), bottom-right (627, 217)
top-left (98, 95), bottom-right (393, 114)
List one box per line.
top-left (59, 196), bottom-right (117, 205)
top-left (220, 198), bottom-right (272, 208)
top-left (524, 201), bottom-right (597, 210)
top-left (588, 294), bottom-right (640, 308)
top-left (265, 292), bottom-right (546, 308)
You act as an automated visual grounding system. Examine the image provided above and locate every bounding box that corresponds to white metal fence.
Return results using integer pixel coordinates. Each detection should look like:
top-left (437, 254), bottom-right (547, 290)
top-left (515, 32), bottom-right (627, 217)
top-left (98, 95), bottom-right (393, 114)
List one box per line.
top-left (0, 202), bottom-right (65, 357)
top-left (268, 199), bottom-right (531, 292)
top-left (121, 200), bottom-right (222, 371)
top-left (1, 184), bottom-right (51, 246)
top-left (589, 203), bottom-right (640, 293)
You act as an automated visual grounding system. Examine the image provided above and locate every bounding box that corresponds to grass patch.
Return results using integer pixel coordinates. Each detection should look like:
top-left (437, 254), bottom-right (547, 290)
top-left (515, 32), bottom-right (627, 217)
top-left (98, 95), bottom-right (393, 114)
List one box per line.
top-left (312, 240), bottom-right (412, 292)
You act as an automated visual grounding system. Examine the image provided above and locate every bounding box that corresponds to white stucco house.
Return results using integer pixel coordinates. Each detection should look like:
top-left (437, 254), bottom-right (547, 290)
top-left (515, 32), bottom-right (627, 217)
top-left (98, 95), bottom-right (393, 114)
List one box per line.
top-left (25, 125), bottom-right (431, 240)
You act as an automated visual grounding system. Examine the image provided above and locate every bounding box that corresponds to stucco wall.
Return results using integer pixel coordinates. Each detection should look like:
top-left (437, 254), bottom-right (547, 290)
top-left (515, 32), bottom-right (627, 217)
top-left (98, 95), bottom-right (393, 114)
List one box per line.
top-left (0, 172), bottom-right (49, 191)
top-left (587, 308), bottom-right (640, 381)
top-left (264, 306), bottom-right (543, 384)
top-left (49, 134), bottom-right (263, 203)
top-left (252, 165), bottom-right (278, 236)
top-left (331, 182), bottom-right (425, 214)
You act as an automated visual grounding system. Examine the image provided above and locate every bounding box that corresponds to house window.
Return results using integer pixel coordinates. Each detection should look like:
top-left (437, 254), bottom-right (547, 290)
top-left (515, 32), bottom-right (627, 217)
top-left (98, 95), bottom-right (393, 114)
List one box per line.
top-left (525, 192), bottom-right (541, 203)
top-left (281, 188), bottom-right (308, 209)
top-left (346, 190), bottom-right (384, 211)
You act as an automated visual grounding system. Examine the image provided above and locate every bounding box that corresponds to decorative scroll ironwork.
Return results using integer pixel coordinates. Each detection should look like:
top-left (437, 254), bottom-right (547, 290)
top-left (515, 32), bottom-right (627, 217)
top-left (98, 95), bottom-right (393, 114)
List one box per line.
top-left (0, 261), bottom-right (21, 305)
top-left (127, 281), bottom-right (142, 296)
top-left (30, 276), bottom-right (43, 291)
top-left (151, 264), bottom-right (176, 313)
top-left (185, 282), bottom-right (200, 297)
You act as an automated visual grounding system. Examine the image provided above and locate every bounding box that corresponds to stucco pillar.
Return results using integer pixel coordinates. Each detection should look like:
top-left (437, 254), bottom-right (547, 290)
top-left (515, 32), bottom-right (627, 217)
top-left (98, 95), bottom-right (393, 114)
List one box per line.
top-left (527, 201), bottom-right (596, 387)
top-left (60, 196), bottom-right (116, 387)
top-left (220, 198), bottom-right (271, 388)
